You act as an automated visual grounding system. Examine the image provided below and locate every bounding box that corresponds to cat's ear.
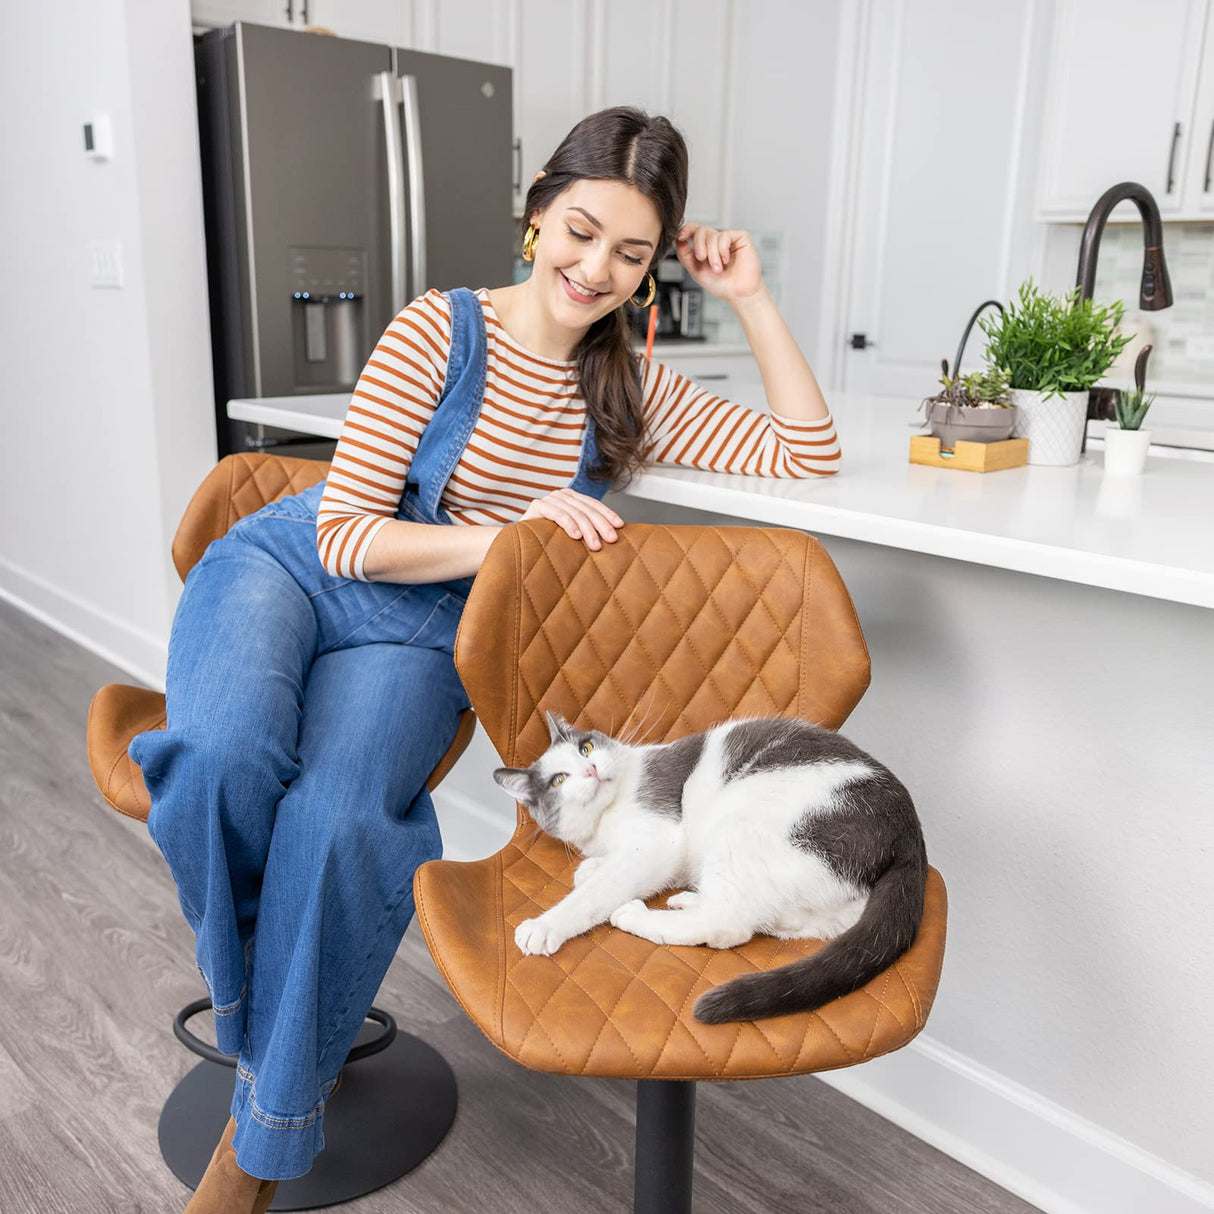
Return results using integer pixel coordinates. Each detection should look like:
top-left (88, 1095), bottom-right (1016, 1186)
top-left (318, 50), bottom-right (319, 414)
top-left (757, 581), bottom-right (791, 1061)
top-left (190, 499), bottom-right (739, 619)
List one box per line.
top-left (493, 767), bottom-right (533, 804)
top-left (545, 710), bottom-right (571, 743)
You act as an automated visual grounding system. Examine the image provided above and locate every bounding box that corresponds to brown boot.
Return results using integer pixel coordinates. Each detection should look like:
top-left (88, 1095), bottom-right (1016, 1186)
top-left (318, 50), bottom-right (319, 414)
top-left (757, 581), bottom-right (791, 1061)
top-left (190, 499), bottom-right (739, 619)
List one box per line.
top-left (183, 1115), bottom-right (279, 1214)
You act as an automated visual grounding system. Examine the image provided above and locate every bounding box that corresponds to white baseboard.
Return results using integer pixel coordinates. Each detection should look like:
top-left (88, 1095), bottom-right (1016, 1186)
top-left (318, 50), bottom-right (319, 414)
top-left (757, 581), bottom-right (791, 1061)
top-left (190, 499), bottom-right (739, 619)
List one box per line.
top-left (0, 555), bottom-right (166, 691)
top-left (815, 1033), bottom-right (1214, 1214)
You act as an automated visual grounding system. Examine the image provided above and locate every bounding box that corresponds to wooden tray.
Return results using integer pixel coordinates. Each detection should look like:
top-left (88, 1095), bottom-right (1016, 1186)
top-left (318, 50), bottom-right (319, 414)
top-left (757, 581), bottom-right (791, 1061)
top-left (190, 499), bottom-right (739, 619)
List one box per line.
top-left (909, 434), bottom-right (1028, 472)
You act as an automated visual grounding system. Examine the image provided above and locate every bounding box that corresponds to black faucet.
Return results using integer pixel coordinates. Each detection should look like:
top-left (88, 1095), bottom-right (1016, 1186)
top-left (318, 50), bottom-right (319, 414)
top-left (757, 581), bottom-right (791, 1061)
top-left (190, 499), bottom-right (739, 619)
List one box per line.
top-left (1075, 180), bottom-right (1173, 310)
top-left (1073, 181), bottom-right (1173, 445)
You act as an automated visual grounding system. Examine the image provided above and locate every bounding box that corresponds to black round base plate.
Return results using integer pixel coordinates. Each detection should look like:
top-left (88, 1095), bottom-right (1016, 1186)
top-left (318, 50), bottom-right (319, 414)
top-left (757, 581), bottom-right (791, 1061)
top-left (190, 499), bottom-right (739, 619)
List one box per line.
top-left (158, 1027), bottom-right (457, 1210)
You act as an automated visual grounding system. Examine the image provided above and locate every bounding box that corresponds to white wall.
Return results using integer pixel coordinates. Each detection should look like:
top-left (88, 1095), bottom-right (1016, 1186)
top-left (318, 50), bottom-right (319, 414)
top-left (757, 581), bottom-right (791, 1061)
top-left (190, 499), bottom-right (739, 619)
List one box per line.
top-left (0, 0), bottom-right (215, 687)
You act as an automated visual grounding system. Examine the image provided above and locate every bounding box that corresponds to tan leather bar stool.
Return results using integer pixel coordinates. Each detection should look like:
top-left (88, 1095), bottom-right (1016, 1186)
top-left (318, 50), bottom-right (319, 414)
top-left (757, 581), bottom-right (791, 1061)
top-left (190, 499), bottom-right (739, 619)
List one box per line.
top-left (85, 452), bottom-right (477, 1210)
top-left (414, 518), bottom-right (948, 1213)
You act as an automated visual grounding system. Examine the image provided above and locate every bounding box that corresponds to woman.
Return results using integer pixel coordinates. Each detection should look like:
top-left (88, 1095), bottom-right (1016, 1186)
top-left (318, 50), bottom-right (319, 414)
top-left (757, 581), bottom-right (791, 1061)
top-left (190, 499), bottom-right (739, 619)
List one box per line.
top-left (129, 105), bottom-right (838, 1213)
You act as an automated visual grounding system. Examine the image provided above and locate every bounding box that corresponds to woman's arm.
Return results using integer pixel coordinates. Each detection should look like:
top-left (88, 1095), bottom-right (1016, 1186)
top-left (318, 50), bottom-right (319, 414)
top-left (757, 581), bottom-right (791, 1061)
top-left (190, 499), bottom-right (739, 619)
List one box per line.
top-left (361, 519), bottom-right (504, 583)
top-left (317, 289), bottom-right (452, 580)
top-left (676, 224), bottom-right (831, 424)
top-left (640, 357), bottom-right (839, 477)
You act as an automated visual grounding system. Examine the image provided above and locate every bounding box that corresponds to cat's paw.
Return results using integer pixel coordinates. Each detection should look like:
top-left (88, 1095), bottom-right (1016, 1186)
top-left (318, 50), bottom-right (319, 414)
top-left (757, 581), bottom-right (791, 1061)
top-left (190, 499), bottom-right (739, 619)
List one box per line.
top-left (514, 916), bottom-right (567, 956)
top-left (609, 899), bottom-right (649, 934)
top-left (572, 857), bottom-right (604, 888)
top-left (666, 890), bottom-right (700, 910)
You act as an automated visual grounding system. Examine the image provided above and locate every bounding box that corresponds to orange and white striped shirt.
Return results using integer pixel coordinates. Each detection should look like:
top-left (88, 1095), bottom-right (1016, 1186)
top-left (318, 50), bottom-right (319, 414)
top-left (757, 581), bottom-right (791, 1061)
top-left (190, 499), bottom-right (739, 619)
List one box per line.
top-left (317, 287), bottom-right (840, 580)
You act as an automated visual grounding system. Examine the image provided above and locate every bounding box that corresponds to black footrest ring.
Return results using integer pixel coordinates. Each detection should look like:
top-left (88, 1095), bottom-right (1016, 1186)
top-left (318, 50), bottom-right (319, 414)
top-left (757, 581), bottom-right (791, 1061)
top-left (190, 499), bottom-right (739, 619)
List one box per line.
top-left (172, 999), bottom-right (397, 1068)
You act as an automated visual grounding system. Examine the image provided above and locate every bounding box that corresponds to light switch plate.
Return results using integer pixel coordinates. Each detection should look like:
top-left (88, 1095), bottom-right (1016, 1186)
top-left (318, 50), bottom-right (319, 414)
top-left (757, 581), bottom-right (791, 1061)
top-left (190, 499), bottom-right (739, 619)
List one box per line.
top-left (89, 241), bottom-right (124, 288)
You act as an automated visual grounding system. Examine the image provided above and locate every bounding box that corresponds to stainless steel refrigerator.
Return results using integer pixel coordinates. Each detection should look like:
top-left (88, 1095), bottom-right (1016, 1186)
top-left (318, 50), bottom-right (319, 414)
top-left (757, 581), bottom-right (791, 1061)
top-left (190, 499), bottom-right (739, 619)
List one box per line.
top-left (195, 22), bottom-right (514, 457)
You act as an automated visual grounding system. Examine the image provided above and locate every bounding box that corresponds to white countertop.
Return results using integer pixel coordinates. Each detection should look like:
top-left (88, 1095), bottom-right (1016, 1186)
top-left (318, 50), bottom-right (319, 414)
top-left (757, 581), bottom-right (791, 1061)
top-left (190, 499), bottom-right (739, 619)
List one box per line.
top-left (227, 390), bottom-right (1214, 610)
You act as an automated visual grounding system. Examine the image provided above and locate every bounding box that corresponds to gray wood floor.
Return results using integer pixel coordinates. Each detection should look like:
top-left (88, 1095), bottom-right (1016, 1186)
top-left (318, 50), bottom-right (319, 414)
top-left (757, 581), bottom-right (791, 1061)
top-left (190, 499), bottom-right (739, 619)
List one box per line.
top-left (0, 596), bottom-right (1042, 1214)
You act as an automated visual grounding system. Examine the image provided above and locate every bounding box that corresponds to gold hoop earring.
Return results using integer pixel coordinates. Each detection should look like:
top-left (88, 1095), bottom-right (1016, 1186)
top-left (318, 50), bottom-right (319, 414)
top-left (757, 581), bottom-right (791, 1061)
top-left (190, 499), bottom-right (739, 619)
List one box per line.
top-left (629, 273), bottom-right (656, 308)
top-left (521, 223), bottom-right (539, 262)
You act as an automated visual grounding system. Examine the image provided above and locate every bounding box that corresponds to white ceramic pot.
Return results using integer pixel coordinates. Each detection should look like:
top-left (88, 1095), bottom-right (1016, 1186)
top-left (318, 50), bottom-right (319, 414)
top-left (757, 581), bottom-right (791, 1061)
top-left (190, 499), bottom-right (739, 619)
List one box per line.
top-left (1102, 426), bottom-right (1152, 475)
top-left (1009, 388), bottom-right (1090, 466)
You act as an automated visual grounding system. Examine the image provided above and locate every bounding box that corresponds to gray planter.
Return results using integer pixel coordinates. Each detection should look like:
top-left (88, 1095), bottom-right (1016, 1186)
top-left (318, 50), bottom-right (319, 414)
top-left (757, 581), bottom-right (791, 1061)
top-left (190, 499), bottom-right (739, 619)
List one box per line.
top-left (927, 402), bottom-right (1018, 448)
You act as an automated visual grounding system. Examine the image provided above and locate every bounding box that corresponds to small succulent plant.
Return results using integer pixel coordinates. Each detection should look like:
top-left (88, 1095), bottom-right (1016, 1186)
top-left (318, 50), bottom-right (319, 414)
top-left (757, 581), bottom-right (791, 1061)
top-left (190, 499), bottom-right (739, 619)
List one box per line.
top-left (927, 360), bottom-right (1013, 409)
top-left (1114, 385), bottom-right (1154, 431)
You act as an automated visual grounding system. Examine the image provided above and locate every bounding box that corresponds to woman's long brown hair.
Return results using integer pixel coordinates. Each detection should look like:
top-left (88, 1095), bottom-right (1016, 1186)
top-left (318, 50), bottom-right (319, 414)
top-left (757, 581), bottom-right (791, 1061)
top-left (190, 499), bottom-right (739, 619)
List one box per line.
top-left (522, 107), bottom-right (688, 489)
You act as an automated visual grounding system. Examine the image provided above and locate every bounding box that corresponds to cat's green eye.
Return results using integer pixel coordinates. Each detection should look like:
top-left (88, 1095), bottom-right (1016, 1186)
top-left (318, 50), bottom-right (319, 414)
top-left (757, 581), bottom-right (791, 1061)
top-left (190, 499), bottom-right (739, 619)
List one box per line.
top-left (550, 774), bottom-right (565, 787)
top-left (579, 741), bottom-right (594, 756)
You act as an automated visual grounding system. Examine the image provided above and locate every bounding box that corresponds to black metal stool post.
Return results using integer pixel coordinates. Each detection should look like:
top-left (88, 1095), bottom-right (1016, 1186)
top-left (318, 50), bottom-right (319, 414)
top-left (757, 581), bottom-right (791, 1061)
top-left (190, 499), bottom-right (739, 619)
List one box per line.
top-left (159, 998), bottom-right (457, 1210)
top-left (633, 1079), bottom-right (696, 1214)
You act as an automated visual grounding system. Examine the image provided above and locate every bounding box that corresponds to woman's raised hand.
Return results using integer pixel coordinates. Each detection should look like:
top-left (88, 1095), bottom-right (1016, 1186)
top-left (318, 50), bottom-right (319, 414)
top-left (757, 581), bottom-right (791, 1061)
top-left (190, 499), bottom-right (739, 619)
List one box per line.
top-left (519, 489), bottom-right (624, 551)
top-left (675, 222), bottom-right (764, 302)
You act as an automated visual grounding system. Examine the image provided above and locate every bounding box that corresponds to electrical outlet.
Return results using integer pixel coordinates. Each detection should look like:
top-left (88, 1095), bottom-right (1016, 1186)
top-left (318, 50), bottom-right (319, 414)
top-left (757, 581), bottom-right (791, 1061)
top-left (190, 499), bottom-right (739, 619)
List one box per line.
top-left (89, 241), bottom-right (123, 288)
top-left (1184, 334), bottom-right (1214, 361)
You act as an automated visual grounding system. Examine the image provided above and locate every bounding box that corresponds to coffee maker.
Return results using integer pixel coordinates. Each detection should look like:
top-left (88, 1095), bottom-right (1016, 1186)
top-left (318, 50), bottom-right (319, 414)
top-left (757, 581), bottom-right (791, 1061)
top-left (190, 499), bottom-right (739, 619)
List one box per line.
top-left (630, 252), bottom-right (705, 343)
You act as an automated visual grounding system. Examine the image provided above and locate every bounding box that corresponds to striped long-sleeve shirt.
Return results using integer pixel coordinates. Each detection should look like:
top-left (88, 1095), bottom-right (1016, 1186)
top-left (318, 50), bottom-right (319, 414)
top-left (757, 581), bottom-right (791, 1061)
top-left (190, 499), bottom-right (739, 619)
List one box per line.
top-left (317, 287), bottom-right (840, 580)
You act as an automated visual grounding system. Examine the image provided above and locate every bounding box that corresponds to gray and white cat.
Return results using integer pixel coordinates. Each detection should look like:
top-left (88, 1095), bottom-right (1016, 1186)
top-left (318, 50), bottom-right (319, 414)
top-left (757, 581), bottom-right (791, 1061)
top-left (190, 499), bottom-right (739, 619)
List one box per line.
top-left (493, 710), bottom-right (927, 1024)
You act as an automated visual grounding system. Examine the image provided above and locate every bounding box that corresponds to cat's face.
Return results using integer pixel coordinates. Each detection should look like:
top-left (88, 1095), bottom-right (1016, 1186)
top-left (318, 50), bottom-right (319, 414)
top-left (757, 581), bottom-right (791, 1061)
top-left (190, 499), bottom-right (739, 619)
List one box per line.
top-left (493, 711), bottom-right (621, 846)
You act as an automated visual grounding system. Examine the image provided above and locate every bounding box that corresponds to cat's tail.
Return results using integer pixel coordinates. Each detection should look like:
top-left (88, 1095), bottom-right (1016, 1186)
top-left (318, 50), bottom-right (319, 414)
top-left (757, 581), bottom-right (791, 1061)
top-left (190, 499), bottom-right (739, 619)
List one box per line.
top-left (692, 842), bottom-right (928, 1025)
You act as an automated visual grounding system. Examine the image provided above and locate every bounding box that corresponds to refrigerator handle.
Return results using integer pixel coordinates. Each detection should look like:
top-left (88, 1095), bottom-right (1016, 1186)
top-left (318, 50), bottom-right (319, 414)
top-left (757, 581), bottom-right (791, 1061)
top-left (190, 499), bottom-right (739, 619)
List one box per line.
top-left (399, 74), bottom-right (427, 299)
top-left (378, 71), bottom-right (408, 315)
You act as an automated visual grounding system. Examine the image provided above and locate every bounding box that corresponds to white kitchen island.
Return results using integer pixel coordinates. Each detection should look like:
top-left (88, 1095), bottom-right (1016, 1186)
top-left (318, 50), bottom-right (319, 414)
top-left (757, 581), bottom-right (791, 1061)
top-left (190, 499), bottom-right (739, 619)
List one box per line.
top-left (229, 390), bottom-right (1214, 1214)
top-left (229, 389), bottom-right (1214, 608)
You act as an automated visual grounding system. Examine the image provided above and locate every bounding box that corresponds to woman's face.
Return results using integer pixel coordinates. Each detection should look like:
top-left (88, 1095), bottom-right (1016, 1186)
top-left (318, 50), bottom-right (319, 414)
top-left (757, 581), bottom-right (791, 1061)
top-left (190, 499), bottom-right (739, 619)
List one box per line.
top-left (529, 178), bottom-right (664, 331)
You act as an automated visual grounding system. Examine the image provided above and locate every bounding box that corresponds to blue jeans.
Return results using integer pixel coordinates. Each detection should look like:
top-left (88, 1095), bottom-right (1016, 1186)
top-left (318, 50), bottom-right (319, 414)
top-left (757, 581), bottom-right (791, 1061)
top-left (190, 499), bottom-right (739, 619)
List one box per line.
top-left (129, 485), bottom-right (472, 1180)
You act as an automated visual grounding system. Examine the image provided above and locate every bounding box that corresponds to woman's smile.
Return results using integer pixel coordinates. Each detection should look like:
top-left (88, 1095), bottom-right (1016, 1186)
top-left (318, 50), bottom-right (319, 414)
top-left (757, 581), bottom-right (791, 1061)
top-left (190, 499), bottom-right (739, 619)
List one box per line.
top-left (558, 268), bottom-right (606, 304)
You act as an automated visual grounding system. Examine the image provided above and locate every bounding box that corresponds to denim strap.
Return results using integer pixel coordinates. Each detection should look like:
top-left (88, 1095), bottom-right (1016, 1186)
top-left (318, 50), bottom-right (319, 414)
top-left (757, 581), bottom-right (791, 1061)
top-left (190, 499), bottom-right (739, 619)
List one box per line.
top-left (397, 287), bottom-right (488, 526)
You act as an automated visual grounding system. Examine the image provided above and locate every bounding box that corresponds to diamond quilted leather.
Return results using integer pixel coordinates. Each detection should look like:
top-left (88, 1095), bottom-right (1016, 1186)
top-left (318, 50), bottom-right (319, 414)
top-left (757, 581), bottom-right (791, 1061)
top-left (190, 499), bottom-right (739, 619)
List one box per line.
top-left (86, 684), bottom-right (166, 821)
top-left (414, 518), bottom-right (947, 1079)
top-left (171, 452), bottom-right (330, 581)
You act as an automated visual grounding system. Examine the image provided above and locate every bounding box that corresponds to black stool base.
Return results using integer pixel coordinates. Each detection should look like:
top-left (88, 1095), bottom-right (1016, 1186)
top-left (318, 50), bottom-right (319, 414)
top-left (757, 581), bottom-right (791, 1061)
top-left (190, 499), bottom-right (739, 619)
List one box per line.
top-left (158, 1024), bottom-right (457, 1210)
top-left (634, 1079), bottom-right (696, 1214)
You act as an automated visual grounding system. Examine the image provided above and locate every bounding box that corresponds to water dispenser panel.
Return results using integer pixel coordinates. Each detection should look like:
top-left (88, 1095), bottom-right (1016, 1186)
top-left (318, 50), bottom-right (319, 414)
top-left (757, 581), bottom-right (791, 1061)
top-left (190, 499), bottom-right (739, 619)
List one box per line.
top-left (288, 246), bottom-right (368, 391)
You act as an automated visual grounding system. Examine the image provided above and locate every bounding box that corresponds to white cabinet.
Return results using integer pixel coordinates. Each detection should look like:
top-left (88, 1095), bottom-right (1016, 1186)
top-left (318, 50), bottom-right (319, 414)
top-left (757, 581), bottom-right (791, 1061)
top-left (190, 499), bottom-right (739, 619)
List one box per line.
top-left (1036, 0), bottom-right (1214, 220)
top-left (511, 0), bottom-right (736, 222)
top-left (302, 0), bottom-right (414, 46)
top-left (587, 0), bottom-right (732, 224)
top-left (192, 0), bottom-right (293, 29)
top-left (650, 348), bottom-right (765, 409)
top-left (418, 0), bottom-right (509, 63)
top-left (1183, 7), bottom-right (1214, 214)
top-left (667, 0), bottom-right (731, 225)
top-left (510, 0), bottom-right (592, 213)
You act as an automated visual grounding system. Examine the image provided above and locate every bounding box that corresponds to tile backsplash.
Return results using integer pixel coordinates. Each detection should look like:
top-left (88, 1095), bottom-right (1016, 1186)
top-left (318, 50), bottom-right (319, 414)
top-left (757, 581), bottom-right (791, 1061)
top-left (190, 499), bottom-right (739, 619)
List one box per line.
top-left (1045, 222), bottom-right (1214, 390)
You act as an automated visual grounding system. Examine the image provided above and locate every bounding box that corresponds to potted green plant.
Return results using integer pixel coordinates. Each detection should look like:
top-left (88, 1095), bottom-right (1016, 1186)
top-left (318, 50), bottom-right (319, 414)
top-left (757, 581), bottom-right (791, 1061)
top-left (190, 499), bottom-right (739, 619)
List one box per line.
top-left (978, 278), bottom-right (1133, 466)
top-left (1103, 385), bottom-right (1154, 474)
top-left (921, 361), bottom-right (1016, 448)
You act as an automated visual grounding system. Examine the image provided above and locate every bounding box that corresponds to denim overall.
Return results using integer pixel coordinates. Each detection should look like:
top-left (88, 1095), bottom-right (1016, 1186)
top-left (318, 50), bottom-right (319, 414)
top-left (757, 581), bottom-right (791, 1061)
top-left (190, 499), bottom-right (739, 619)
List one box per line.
top-left (129, 288), bottom-right (609, 1180)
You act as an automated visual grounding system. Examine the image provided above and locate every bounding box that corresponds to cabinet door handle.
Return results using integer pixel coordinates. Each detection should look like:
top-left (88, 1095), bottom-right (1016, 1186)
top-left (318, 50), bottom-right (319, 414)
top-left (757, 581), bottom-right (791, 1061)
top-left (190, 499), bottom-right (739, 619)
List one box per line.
top-left (1166, 121), bottom-right (1181, 193)
top-left (512, 138), bottom-right (522, 193)
top-left (1204, 119), bottom-right (1214, 193)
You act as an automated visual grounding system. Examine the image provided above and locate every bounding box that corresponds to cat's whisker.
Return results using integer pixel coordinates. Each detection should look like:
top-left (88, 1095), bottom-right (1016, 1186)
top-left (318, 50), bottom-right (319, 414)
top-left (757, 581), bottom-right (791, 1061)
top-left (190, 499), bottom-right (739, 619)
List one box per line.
top-left (628, 688), bottom-right (670, 748)
top-left (620, 683), bottom-right (662, 746)
top-left (617, 686), bottom-right (650, 744)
